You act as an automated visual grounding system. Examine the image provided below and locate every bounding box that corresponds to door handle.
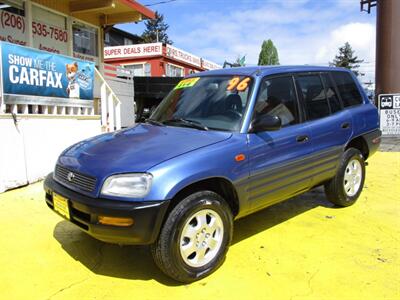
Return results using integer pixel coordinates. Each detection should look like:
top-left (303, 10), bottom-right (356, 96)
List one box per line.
top-left (341, 122), bottom-right (350, 129)
top-left (296, 135), bottom-right (309, 143)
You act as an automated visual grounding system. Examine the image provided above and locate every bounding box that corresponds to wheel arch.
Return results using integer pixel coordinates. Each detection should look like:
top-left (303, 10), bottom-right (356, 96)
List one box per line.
top-left (166, 177), bottom-right (240, 218)
top-left (345, 135), bottom-right (369, 159)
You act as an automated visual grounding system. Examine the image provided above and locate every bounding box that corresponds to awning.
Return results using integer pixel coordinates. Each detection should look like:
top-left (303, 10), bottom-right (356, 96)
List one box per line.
top-left (69, 0), bottom-right (156, 25)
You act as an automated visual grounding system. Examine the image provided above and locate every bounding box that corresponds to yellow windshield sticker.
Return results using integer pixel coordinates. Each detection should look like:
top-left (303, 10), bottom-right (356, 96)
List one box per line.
top-left (174, 77), bottom-right (200, 90)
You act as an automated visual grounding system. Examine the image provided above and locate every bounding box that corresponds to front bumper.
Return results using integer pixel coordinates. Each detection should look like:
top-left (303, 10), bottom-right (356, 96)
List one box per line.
top-left (44, 173), bottom-right (169, 245)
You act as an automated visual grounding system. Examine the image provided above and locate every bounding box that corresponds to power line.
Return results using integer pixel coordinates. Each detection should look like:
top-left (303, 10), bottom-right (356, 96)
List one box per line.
top-left (145, 0), bottom-right (177, 7)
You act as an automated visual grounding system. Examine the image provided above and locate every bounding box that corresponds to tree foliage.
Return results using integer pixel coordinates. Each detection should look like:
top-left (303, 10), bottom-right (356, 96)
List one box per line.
top-left (330, 42), bottom-right (364, 76)
top-left (141, 12), bottom-right (173, 44)
top-left (258, 39), bottom-right (279, 65)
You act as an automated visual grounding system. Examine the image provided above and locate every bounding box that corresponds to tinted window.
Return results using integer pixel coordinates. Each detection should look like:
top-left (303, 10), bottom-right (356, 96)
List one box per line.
top-left (332, 72), bottom-right (362, 107)
top-left (321, 73), bottom-right (342, 113)
top-left (254, 76), bottom-right (299, 127)
top-left (296, 75), bottom-right (330, 120)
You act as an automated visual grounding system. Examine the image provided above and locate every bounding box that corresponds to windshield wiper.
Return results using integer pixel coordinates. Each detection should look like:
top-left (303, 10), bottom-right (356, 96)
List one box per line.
top-left (163, 118), bottom-right (208, 131)
top-left (145, 119), bottom-right (165, 126)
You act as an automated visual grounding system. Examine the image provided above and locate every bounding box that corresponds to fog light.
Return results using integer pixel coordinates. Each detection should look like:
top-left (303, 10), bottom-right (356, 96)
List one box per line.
top-left (98, 216), bottom-right (134, 227)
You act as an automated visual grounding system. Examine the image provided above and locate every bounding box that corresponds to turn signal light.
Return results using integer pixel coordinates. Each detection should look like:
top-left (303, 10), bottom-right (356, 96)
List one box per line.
top-left (235, 154), bottom-right (246, 162)
top-left (98, 216), bottom-right (134, 227)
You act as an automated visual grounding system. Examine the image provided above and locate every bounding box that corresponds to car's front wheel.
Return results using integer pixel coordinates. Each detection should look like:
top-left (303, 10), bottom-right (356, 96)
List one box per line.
top-left (151, 191), bottom-right (233, 283)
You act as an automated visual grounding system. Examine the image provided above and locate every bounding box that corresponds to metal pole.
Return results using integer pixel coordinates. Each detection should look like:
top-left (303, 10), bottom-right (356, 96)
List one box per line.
top-left (0, 44), bottom-right (4, 114)
top-left (375, 0), bottom-right (400, 98)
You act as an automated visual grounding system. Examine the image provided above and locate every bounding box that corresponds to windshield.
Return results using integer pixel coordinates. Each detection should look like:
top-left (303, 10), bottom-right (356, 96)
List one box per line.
top-left (150, 75), bottom-right (253, 131)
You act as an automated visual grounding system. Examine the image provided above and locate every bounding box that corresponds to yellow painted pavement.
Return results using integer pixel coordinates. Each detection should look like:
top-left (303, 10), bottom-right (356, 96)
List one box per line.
top-left (0, 151), bottom-right (399, 300)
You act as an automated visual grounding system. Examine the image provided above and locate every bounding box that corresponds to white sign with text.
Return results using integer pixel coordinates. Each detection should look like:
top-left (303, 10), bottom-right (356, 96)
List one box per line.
top-left (104, 43), bottom-right (163, 59)
top-left (379, 94), bottom-right (400, 136)
top-left (202, 58), bottom-right (222, 70)
top-left (166, 45), bottom-right (201, 67)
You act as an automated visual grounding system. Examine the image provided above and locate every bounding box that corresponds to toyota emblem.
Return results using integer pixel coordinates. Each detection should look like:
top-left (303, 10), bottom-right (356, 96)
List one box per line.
top-left (67, 172), bottom-right (75, 182)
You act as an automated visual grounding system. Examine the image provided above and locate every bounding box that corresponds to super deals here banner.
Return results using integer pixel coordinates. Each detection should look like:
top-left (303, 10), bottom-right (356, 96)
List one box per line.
top-left (1, 42), bottom-right (95, 100)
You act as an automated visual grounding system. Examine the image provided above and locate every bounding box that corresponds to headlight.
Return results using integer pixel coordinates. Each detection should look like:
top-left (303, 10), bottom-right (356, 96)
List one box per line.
top-left (101, 173), bottom-right (153, 198)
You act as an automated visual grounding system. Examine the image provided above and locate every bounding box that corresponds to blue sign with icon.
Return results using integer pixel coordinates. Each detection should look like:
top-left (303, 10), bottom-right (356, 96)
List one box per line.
top-left (1, 42), bottom-right (95, 100)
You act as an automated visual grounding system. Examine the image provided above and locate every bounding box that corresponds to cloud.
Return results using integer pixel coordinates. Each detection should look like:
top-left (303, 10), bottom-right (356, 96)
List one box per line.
top-left (170, 1), bottom-right (375, 80)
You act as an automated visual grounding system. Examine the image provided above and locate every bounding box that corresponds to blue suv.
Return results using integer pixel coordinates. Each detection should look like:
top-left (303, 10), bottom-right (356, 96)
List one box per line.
top-left (44, 66), bottom-right (381, 282)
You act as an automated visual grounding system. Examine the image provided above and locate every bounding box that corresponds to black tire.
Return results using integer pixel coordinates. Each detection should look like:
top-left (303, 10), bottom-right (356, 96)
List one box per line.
top-left (151, 191), bottom-right (233, 283)
top-left (324, 148), bottom-right (366, 207)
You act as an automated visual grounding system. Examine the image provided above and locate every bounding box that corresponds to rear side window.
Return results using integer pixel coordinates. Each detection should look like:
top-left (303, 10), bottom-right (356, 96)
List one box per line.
top-left (296, 75), bottom-right (330, 120)
top-left (321, 73), bottom-right (342, 113)
top-left (332, 72), bottom-right (363, 107)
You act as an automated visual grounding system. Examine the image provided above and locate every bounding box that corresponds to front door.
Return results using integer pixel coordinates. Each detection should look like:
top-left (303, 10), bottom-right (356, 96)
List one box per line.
top-left (247, 75), bottom-right (314, 212)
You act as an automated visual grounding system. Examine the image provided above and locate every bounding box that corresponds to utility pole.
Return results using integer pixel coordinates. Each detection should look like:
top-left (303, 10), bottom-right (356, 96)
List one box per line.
top-left (375, 0), bottom-right (400, 97)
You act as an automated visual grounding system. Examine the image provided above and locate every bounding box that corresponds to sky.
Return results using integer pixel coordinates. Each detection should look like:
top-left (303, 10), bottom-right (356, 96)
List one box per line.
top-left (117, 0), bottom-right (376, 83)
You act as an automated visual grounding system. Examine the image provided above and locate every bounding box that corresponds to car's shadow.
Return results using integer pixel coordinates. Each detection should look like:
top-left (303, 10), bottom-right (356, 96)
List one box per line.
top-left (53, 187), bottom-right (335, 285)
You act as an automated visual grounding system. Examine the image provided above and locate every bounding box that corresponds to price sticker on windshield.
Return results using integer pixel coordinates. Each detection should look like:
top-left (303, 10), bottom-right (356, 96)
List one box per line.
top-left (174, 77), bottom-right (200, 90)
top-left (227, 77), bottom-right (251, 92)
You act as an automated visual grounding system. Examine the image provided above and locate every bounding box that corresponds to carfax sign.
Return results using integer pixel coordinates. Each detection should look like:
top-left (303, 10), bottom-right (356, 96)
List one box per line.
top-left (1, 42), bottom-right (94, 100)
top-left (379, 94), bottom-right (400, 136)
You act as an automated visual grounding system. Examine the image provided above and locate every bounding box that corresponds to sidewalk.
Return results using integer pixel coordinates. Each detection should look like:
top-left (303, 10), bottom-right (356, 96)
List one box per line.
top-left (380, 136), bottom-right (400, 152)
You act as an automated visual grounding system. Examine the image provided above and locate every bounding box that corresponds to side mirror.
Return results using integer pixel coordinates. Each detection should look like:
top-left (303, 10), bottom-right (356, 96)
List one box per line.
top-left (249, 114), bottom-right (281, 133)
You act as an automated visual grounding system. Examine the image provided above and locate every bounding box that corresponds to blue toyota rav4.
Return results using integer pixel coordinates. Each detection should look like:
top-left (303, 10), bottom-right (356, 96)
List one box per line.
top-left (44, 66), bottom-right (381, 282)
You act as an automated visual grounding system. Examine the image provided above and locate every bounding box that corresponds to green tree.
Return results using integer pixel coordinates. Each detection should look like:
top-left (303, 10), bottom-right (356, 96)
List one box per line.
top-left (258, 39), bottom-right (279, 65)
top-left (141, 11), bottom-right (173, 44)
top-left (330, 42), bottom-right (364, 76)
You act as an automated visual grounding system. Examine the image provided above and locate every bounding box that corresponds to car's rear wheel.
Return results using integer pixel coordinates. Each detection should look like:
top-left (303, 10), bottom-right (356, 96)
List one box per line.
top-left (325, 148), bottom-right (366, 207)
top-left (151, 191), bottom-right (233, 283)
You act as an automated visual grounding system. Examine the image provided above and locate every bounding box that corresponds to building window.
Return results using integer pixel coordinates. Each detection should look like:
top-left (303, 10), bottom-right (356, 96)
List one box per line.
top-left (0, 1), bottom-right (24, 15)
top-left (32, 4), bottom-right (68, 55)
top-left (0, 1), bottom-right (26, 46)
top-left (124, 37), bottom-right (133, 45)
top-left (144, 63), bottom-right (151, 76)
top-left (73, 21), bottom-right (98, 57)
top-left (166, 64), bottom-right (184, 77)
top-left (125, 64), bottom-right (145, 77)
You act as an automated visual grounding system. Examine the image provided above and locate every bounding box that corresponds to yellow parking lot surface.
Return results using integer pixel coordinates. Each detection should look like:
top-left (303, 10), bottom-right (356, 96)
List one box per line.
top-left (0, 152), bottom-right (399, 300)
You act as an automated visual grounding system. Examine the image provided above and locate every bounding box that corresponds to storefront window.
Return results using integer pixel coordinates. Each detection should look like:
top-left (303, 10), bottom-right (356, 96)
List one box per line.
top-left (32, 4), bottom-right (68, 55)
top-left (166, 64), bottom-right (184, 77)
top-left (73, 21), bottom-right (98, 57)
top-left (0, 0), bottom-right (26, 46)
top-left (0, 1), bottom-right (24, 14)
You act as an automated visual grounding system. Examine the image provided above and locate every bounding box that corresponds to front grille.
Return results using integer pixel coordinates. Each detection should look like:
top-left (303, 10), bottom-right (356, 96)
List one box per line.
top-left (55, 165), bottom-right (97, 192)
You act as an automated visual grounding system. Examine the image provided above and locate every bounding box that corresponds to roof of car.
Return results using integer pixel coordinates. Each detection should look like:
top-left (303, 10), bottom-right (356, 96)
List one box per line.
top-left (189, 65), bottom-right (350, 78)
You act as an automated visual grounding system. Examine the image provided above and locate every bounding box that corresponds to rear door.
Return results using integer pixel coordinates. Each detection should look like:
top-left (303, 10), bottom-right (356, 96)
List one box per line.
top-left (294, 72), bottom-right (352, 186)
top-left (247, 75), bottom-right (314, 212)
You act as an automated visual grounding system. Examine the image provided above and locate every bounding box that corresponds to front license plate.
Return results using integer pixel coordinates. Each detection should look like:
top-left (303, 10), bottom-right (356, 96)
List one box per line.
top-left (53, 193), bottom-right (70, 220)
